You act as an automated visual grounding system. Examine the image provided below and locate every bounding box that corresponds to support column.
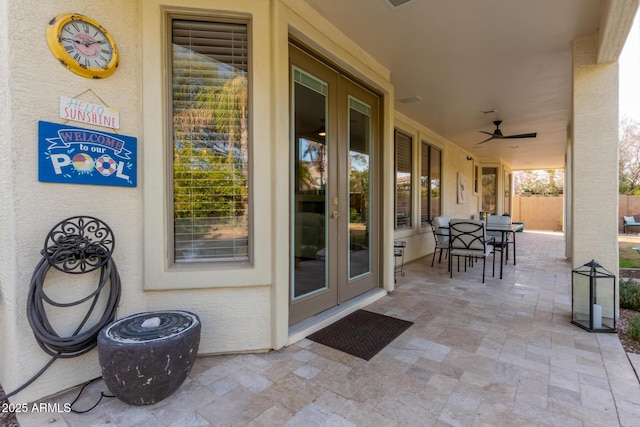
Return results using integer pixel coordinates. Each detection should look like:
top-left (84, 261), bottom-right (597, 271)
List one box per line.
top-left (571, 34), bottom-right (619, 272)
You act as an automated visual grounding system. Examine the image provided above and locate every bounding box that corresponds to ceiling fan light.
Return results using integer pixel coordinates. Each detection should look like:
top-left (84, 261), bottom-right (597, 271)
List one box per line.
top-left (313, 119), bottom-right (326, 137)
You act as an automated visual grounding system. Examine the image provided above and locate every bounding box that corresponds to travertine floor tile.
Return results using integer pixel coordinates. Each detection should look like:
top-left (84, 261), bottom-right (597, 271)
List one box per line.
top-left (17, 232), bottom-right (640, 427)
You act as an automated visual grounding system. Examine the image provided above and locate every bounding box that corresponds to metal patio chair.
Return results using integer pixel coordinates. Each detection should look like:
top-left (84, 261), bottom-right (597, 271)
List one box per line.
top-left (449, 219), bottom-right (495, 283)
top-left (430, 216), bottom-right (450, 267)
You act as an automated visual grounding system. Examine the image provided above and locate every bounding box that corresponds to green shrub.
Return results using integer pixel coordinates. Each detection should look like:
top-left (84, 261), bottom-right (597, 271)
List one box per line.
top-left (620, 278), bottom-right (640, 311)
top-left (629, 315), bottom-right (640, 341)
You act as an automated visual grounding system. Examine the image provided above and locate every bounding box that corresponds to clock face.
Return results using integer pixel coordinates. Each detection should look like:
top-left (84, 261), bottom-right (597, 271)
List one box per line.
top-left (47, 13), bottom-right (119, 79)
top-left (60, 20), bottom-right (113, 69)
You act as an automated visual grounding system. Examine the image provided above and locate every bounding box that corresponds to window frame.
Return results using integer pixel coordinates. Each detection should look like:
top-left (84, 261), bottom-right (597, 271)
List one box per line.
top-left (420, 141), bottom-right (441, 226)
top-left (504, 169), bottom-right (512, 215)
top-left (394, 129), bottom-right (413, 230)
top-left (473, 163), bottom-right (480, 196)
top-left (142, 3), bottom-right (272, 291)
top-left (167, 13), bottom-right (252, 267)
top-left (481, 165), bottom-right (499, 215)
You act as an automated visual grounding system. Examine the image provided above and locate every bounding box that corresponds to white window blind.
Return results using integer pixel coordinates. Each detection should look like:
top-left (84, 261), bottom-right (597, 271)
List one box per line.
top-left (171, 17), bottom-right (249, 263)
top-left (421, 142), bottom-right (441, 224)
top-left (430, 146), bottom-right (441, 219)
top-left (395, 131), bottom-right (412, 228)
top-left (421, 142), bottom-right (431, 225)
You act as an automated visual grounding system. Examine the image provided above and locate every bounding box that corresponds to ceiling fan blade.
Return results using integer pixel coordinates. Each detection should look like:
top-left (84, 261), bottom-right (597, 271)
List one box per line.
top-left (504, 132), bottom-right (537, 139)
top-left (476, 136), bottom-right (496, 145)
top-left (478, 121), bottom-right (536, 144)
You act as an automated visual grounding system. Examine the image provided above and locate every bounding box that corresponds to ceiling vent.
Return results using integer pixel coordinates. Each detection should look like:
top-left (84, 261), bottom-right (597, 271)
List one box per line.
top-left (385, 0), bottom-right (413, 9)
top-left (399, 95), bottom-right (422, 104)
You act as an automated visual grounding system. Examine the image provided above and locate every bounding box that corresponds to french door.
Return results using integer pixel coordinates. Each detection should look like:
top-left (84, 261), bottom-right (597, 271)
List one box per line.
top-left (289, 44), bottom-right (380, 325)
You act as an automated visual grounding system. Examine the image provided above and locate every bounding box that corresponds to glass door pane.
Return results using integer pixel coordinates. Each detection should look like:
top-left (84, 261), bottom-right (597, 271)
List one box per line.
top-left (482, 167), bottom-right (497, 214)
top-left (348, 96), bottom-right (371, 279)
top-left (430, 147), bottom-right (441, 219)
top-left (289, 43), bottom-right (379, 323)
top-left (292, 67), bottom-right (328, 299)
top-left (504, 171), bottom-right (511, 214)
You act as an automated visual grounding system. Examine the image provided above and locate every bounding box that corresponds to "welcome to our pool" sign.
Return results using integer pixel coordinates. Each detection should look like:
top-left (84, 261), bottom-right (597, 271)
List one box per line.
top-left (38, 121), bottom-right (137, 187)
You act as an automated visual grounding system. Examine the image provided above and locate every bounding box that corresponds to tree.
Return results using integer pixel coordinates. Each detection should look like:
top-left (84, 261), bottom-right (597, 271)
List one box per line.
top-left (171, 45), bottom-right (249, 222)
top-left (513, 170), bottom-right (564, 196)
top-left (619, 117), bottom-right (640, 194)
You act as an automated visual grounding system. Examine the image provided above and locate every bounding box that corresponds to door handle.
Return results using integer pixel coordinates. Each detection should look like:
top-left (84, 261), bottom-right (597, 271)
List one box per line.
top-left (331, 211), bottom-right (340, 219)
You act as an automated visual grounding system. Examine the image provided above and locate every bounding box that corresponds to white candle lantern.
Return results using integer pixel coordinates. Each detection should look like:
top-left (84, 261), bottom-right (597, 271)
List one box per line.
top-left (571, 260), bottom-right (616, 332)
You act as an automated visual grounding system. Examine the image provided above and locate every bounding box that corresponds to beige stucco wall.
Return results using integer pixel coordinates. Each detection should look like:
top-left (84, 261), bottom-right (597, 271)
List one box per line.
top-left (141, 0), bottom-right (273, 360)
top-left (512, 196), bottom-right (564, 231)
top-left (392, 113), bottom-right (481, 263)
top-left (0, 0), bottom-right (11, 404)
top-left (0, 0), bottom-right (401, 403)
top-left (571, 33), bottom-right (619, 273)
top-left (1, 0), bottom-right (278, 403)
top-left (0, 0), bottom-right (144, 403)
top-left (390, 114), bottom-right (518, 264)
top-left (2, 0), bottom-right (623, 405)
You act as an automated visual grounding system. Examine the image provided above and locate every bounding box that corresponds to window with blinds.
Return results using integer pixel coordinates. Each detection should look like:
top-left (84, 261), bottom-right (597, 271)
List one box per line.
top-left (430, 145), bottom-right (441, 219)
top-left (421, 142), bottom-right (441, 225)
top-left (395, 130), bottom-right (412, 229)
top-left (170, 16), bottom-right (250, 263)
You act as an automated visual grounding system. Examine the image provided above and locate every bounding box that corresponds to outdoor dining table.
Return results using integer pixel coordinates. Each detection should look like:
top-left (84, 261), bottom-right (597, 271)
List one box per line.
top-left (485, 222), bottom-right (524, 278)
top-left (439, 221), bottom-right (524, 279)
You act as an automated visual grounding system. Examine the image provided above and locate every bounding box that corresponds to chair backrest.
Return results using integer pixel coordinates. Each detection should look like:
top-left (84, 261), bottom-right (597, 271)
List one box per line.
top-left (487, 214), bottom-right (511, 225)
top-left (430, 221), bottom-right (440, 239)
top-left (433, 216), bottom-right (450, 243)
top-left (486, 214), bottom-right (511, 240)
top-left (449, 219), bottom-right (487, 252)
top-left (434, 216), bottom-right (450, 227)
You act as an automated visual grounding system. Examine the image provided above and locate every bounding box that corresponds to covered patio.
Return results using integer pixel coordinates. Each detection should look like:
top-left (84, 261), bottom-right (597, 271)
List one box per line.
top-left (3, 0), bottom-right (640, 413)
top-left (17, 230), bottom-right (640, 426)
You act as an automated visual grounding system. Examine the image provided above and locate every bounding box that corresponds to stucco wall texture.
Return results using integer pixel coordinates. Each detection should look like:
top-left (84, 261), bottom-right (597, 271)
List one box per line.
top-left (512, 196), bottom-right (564, 232)
top-left (0, 0), bottom-right (273, 403)
top-left (392, 112), bottom-right (483, 265)
top-left (1, 0), bottom-right (624, 406)
top-left (0, 0), bottom-right (145, 404)
top-left (571, 33), bottom-right (620, 272)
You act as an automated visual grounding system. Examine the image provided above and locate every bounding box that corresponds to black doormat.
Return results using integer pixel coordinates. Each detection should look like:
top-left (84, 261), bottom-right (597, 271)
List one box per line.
top-left (307, 310), bottom-right (414, 360)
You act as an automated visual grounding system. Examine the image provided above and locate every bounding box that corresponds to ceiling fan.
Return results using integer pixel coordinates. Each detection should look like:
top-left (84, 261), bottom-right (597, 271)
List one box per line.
top-left (477, 120), bottom-right (537, 144)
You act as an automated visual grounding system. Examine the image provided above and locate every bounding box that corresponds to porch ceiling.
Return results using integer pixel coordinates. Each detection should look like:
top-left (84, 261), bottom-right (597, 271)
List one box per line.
top-left (303, 0), bottom-right (611, 170)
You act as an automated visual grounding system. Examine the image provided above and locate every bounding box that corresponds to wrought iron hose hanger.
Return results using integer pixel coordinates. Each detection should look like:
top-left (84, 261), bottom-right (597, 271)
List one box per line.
top-left (1, 216), bottom-right (121, 400)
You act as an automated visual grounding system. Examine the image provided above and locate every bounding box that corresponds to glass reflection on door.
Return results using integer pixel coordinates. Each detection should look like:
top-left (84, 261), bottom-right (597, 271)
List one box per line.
top-left (482, 167), bottom-right (497, 215)
top-left (292, 68), bottom-right (328, 299)
top-left (504, 171), bottom-right (511, 214)
top-left (348, 96), bottom-right (371, 279)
